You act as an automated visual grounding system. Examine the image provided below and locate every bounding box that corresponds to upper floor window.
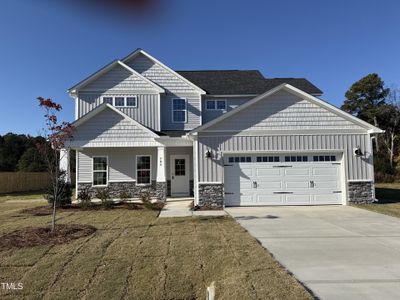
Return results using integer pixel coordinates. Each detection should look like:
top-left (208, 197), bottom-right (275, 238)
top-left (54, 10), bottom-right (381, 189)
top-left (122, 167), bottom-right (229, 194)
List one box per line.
top-left (172, 98), bottom-right (187, 123)
top-left (102, 96), bottom-right (137, 108)
top-left (206, 100), bottom-right (226, 110)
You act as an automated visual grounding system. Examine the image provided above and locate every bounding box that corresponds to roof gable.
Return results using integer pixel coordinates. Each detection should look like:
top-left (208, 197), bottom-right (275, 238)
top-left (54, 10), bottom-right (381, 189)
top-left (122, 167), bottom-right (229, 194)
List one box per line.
top-left (70, 104), bottom-right (159, 148)
top-left (68, 61), bottom-right (164, 95)
top-left (122, 49), bottom-right (206, 94)
top-left (190, 84), bottom-right (383, 134)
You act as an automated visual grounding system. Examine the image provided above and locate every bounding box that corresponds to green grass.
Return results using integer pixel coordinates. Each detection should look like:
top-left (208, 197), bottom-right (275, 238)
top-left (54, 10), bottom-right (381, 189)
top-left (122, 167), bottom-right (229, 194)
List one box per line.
top-left (0, 200), bottom-right (312, 299)
top-left (355, 183), bottom-right (400, 218)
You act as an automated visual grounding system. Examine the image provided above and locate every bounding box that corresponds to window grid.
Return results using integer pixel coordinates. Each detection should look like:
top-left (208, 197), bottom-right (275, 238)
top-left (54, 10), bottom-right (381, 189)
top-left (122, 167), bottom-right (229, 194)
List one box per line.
top-left (102, 96), bottom-right (137, 107)
top-left (172, 98), bottom-right (187, 123)
top-left (206, 100), bottom-right (226, 110)
top-left (313, 155), bottom-right (336, 162)
top-left (93, 157), bottom-right (108, 186)
top-left (137, 156), bottom-right (151, 185)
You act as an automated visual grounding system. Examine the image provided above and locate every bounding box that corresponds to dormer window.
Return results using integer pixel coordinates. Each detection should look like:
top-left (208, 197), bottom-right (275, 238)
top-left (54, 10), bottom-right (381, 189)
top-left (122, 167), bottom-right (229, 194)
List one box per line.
top-left (102, 96), bottom-right (137, 108)
top-left (206, 100), bottom-right (226, 110)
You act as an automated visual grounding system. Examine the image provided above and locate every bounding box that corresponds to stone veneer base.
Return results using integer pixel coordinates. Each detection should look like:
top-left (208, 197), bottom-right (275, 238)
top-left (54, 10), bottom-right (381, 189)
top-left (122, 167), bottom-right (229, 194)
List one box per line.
top-left (77, 181), bottom-right (167, 201)
top-left (348, 181), bottom-right (374, 204)
top-left (198, 183), bottom-right (224, 208)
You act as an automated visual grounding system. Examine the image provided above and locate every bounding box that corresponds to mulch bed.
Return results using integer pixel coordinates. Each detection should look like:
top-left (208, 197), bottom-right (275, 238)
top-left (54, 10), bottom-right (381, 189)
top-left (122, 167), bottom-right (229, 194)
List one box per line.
top-left (0, 224), bottom-right (97, 250)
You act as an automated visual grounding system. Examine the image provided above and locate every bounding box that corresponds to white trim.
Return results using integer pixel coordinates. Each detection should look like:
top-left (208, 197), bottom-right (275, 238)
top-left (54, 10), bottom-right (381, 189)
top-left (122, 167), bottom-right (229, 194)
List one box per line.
top-left (108, 180), bottom-right (136, 183)
top-left (68, 60), bottom-right (164, 94)
top-left (206, 94), bottom-right (259, 97)
top-left (73, 95), bottom-right (78, 121)
top-left (205, 99), bottom-right (227, 111)
top-left (171, 98), bottom-right (187, 123)
top-left (221, 149), bottom-right (345, 154)
top-left (157, 93), bottom-right (161, 131)
top-left (72, 103), bottom-right (159, 138)
top-left (75, 150), bottom-right (79, 200)
top-left (102, 95), bottom-right (138, 108)
top-left (347, 179), bottom-right (373, 182)
top-left (121, 49), bottom-right (206, 94)
top-left (77, 181), bottom-right (92, 184)
top-left (193, 137), bottom-right (199, 205)
top-left (198, 129), bottom-right (369, 135)
top-left (189, 84), bottom-right (383, 134)
top-left (92, 156), bottom-right (109, 187)
top-left (136, 155), bottom-right (152, 185)
top-left (114, 96), bottom-right (125, 107)
top-left (156, 146), bottom-right (166, 182)
top-left (170, 154), bottom-right (190, 196)
top-left (198, 182), bottom-right (223, 185)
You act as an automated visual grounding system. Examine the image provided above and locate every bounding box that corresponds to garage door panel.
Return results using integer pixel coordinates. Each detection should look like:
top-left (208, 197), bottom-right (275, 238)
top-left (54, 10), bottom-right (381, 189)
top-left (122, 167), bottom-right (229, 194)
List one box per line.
top-left (224, 154), bottom-right (343, 206)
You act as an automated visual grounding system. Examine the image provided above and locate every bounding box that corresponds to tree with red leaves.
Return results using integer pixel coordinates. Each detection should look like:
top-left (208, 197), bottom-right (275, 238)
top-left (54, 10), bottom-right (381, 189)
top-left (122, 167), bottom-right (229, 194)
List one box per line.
top-left (37, 97), bottom-right (74, 232)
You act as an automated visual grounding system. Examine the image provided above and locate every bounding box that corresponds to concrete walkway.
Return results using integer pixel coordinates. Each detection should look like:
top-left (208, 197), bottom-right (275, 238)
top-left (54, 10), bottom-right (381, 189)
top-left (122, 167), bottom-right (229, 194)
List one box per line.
top-left (159, 198), bottom-right (227, 218)
top-left (226, 206), bottom-right (400, 300)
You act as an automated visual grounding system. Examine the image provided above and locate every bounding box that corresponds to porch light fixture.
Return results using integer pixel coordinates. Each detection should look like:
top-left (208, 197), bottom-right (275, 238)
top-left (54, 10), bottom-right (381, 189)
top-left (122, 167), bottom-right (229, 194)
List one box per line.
top-left (205, 150), bottom-right (212, 159)
top-left (354, 146), bottom-right (363, 157)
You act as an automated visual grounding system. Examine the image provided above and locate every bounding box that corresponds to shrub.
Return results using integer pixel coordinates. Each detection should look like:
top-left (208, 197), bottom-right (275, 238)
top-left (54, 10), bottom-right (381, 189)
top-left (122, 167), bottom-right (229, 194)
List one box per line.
top-left (119, 190), bottom-right (131, 203)
top-left (140, 192), bottom-right (163, 210)
top-left (44, 180), bottom-right (72, 207)
top-left (95, 188), bottom-right (113, 209)
top-left (78, 187), bottom-right (92, 209)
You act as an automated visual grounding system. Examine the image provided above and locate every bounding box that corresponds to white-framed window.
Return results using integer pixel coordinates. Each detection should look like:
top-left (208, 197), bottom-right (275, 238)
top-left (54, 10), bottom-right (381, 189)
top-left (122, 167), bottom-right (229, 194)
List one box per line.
top-left (126, 96), bottom-right (137, 107)
top-left (92, 156), bottom-right (108, 186)
top-left (172, 98), bottom-right (187, 123)
top-left (206, 99), bottom-right (226, 110)
top-left (136, 155), bottom-right (151, 185)
top-left (102, 96), bottom-right (138, 108)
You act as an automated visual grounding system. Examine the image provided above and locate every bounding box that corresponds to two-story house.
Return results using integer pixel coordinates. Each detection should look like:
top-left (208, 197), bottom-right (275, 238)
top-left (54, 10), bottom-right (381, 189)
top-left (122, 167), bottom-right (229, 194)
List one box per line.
top-left (66, 49), bottom-right (382, 207)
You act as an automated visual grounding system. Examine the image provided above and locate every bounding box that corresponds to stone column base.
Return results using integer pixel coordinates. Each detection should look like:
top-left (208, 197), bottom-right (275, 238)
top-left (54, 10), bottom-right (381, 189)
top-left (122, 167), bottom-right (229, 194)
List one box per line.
top-left (348, 181), bottom-right (374, 204)
top-left (198, 183), bottom-right (224, 208)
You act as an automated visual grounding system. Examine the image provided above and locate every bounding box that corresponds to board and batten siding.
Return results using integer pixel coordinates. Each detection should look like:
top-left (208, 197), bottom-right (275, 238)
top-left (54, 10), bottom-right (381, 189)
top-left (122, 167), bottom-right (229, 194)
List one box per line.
top-left (201, 96), bottom-right (253, 124)
top-left (77, 148), bottom-right (157, 183)
top-left (206, 90), bottom-right (364, 131)
top-left (125, 53), bottom-right (197, 94)
top-left (77, 92), bottom-right (160, 131)
top-left (80, 64), bottom-right (158, 93)
top-left (197, 134), bottom-right (373, 183)
top-left (71, 107), bottom-right (158, 148)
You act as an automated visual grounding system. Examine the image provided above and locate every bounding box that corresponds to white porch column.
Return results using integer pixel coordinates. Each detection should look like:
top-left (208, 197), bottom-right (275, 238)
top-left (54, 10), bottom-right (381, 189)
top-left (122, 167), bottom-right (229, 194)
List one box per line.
top-left (59, 148), bottom-right (71, 183)
top-left (156, 146), bottom-right (166, 182)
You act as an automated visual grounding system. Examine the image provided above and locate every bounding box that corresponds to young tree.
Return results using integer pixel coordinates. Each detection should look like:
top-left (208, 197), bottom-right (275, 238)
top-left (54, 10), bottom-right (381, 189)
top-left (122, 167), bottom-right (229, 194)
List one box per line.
top-left (341, 73), bottom-right (389, 127)
top-left (37, 97), bottom-right (74, 232)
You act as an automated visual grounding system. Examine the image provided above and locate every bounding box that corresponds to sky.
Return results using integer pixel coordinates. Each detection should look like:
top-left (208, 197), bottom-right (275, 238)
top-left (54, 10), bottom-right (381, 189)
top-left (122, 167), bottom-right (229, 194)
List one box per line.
top-left (0, 0), bottom-right (399, 135)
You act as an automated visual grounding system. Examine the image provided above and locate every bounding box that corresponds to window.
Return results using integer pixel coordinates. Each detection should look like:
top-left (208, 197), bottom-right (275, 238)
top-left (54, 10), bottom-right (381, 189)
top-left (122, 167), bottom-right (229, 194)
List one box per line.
top-left (313, 155), bottom-right (336, 162)
top-left (103, 97), bottom-right (113, 105)
top-left (137, 156), bottom-right (151, 185)
top-left (228, 156), bottom-right (252, 163)
top-left (175, 159), bottom-right (185, 176)
top-left (93, 157), bottom-right (108, 186)
top-left (126, 96), bottom-right (137, 107)
top-left (206, 100), bottom-right (226, 110)
top-left (256, 156), bottom-right (280, 162)
top-left (114, 97), bottom-right (125, 107)
top-left (285, 156), bottom-right (308, 162)
top-left (172, 98), bottom-right (187, 123)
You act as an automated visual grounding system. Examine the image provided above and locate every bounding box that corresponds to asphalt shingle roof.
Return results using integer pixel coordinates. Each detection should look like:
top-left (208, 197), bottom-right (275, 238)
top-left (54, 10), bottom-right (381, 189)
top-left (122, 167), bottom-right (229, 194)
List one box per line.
top-left (177, 70), bottom-right (323, 95)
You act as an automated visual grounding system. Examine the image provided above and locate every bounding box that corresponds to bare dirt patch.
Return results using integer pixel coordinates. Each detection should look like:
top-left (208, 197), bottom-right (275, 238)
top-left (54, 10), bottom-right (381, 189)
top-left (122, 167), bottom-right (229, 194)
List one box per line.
top-left (0, 224), bottom-right (96, 250)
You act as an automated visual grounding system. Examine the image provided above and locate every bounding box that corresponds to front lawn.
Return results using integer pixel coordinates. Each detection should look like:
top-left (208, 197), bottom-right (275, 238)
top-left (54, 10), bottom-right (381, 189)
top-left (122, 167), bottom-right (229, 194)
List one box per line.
top-left (355, 183), bottom-right (400, 218)
top-left (0, 200), bottom-right (312, 299)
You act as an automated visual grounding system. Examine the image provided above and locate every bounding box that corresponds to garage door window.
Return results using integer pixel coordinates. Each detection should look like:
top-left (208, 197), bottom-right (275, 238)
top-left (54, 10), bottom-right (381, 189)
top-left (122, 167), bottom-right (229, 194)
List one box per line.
top-left (285, 156), bottom-right (308, 162)
top-left (228, 156), bottom-right (252, 163)
top-left (313, 155), bottom-right (336, 162)
top-left (256, 156), bottom-right (279, 162)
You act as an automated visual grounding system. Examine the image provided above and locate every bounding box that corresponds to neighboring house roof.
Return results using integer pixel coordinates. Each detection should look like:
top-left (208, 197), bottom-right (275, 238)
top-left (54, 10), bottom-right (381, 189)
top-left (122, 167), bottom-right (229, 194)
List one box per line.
top-left (176, 70), bottom-right (323, 95)
top-left (121, 48), bottom-right (207, 94)
top-left (189, 84), bottom-right (384, 134)
top-left (68, 60), bottom-right (165, 95)
top-left (71, 102), bottom-right (159, 138)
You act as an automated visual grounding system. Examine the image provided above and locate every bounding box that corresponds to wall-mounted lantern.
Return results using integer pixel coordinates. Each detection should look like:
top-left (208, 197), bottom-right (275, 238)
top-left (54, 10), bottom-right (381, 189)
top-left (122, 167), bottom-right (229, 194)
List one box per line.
top-left (205, 150), bottom-right (212, 159)
top-left (354, 146), bottom-right (363, 157)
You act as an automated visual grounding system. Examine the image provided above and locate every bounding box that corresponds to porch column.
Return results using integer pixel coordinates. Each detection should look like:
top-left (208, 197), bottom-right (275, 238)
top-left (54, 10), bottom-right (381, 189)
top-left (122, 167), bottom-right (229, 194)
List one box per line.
top-left (156, 146), bottom-right (166, 182)
top-left (59, 148), bottom-right (71, 183)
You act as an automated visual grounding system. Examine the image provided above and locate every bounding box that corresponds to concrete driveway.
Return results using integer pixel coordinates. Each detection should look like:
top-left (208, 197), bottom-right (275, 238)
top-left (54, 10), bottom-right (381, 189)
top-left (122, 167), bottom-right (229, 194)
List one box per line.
top-left (226, 206), bottom-right (400, 300)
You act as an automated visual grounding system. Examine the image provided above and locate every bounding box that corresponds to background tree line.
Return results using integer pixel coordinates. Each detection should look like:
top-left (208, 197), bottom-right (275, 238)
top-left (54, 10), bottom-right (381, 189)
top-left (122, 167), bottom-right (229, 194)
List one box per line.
top-left (341, 73), bottom-right (400, 182)
top-left (0, 133), bottom-right (75, 172)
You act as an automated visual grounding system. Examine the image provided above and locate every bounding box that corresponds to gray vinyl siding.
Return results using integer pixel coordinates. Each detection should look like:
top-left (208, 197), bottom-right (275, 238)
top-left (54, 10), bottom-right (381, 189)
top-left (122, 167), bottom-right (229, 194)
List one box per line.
top-left (202, 96), bottom-right (252, 124)
top-left (125, 53), bottom-right (198, 94)
top-left (166, 147), bottom-right (193, 180)
top-left (71, 107), bottom-right (156, 148)
top-left (77, 92), bottom-right (160, 131)
top-left (161, 94), bottom-right (201, 130)
top-left (77, 148), bottom-right (157, 183)
top-left (197, 134), bottom-right (373, 182)
top-left (207, 90), bottom-right (364, 131)
top-left (80, 64), bottom-right (158, 93)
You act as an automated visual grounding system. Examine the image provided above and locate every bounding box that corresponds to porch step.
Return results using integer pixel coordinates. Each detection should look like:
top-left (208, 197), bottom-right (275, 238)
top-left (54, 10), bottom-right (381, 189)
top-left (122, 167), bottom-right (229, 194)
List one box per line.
top-left (166, 197), bottom-right (194, 202)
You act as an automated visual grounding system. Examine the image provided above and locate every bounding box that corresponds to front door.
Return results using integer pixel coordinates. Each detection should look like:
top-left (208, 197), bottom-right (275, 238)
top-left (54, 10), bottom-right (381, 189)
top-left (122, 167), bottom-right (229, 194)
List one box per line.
top-left (170, 155), bottom-right (190, 197)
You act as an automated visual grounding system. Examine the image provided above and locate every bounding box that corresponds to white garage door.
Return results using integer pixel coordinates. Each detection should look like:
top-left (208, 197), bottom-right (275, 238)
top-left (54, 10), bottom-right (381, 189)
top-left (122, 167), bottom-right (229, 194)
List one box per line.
top-left (224, 154), bottom-right (343, 206)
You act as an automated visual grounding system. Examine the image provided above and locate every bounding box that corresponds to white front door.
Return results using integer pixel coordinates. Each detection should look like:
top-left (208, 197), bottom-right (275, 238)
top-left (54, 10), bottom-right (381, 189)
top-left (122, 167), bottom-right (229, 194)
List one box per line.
top-left (170, 155), bottom-right (190, 197)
